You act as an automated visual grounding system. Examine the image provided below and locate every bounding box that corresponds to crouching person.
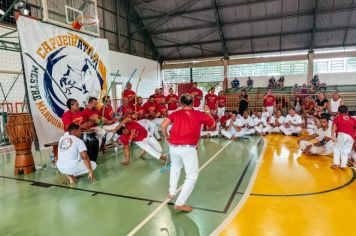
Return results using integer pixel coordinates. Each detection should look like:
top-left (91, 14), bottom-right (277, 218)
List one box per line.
top-left (298, 116), bottom-right (334, 156)
top-left (57, 123), bottom-right (96, 184)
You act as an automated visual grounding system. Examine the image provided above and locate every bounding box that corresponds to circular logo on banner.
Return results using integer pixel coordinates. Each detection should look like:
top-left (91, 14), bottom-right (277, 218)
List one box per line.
top-left (28, 33), bottom-right (108, 130)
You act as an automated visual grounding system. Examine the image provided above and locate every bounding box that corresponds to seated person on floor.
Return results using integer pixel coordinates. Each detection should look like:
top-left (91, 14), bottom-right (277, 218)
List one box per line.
top-left (265, 110), bottom-right (285, 134)
top-left (254, 111), bottom-right (268, 136)
top-left (348, 142), bottom-right (356, 168)
top-left (239, 110), bottom-right (256, 136)
top-left (57, 123), bottom-right (96, 184)
top-left (221, 111), bottom-right (241, 140)
top-left (298, 115), bottom-right (334, 156)
top-left (220, 110), bottom-right (231, 130)
top-left (261, 106), bottom-right (270, 122)
top-left (280, 108), bottom-right (303, 136)
top-left (142, 95), bottom-right (161, 140)
top-left (306, 116), bottom-right (321, 135)
top-left (201, 110), bottom-right (219, 138)
top-left (114, 118), bottom-right (168, 166)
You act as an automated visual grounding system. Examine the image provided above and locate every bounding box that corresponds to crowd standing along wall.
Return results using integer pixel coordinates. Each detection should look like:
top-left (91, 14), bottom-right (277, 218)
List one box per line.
top-left (227, 73), bottom-right (356, 89)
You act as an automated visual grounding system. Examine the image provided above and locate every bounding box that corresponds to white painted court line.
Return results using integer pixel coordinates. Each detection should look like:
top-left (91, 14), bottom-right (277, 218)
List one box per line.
top-left (210, 138), bottom-right (267, 235)
top-left (127, 140), bottom-right (233, 236)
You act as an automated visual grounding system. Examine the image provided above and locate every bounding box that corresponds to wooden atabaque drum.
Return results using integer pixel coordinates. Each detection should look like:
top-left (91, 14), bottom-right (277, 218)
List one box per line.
top-left (5, 113), bottom-right (36, 175)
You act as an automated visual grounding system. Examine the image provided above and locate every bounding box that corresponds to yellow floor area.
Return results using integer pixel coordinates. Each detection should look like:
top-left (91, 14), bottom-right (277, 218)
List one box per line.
top-left (220, 134), bottom-right (356, 236)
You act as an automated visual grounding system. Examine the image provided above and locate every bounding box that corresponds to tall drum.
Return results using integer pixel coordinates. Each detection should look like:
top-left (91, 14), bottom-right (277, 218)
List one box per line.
top-left (5, 113), bottom-right (36, 175)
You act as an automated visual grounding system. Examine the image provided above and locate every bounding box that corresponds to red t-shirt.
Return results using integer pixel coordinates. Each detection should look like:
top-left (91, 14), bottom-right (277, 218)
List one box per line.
top-left (218, 96), bottom-right (227, 108)
top-left (123, 89), bottom-right (136, 104)
top-left (168, 109), bottom-right (215, 145)
top-left (303, 101), bottom-right (315, 110)
top-left (154, 94), bottom-right (165, 104)
top-left (189, 88), bottom-right (203, 107)
top-left (264, 95), bottom-right (275, 107)
top-left (166, 94), bottom-right (179, 110)
top-left (133, 104), bottom-right (145, 120)
top-left (333, 114), bottom-right (356, 138)
top-left (143, 102), bottom-right (158, 115)
top-left (205, 93), bottom-right (218, 110)
top-left (220, 115), bottom-right (230, 128)
top-left (99, 105), bottom-right (114, 121)
top-left (61, 110), bottom-right (84, 131)
top-left (119, 121), bottom-right (148, 146)
top-left (157, 104), bottom-right (168, 117)
top-left (118, 104), bottom-right (134, 116)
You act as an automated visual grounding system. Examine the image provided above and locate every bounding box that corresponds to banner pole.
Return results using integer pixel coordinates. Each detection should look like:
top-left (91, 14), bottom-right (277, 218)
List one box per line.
top-left (19, 45), bottom-right (40, 150)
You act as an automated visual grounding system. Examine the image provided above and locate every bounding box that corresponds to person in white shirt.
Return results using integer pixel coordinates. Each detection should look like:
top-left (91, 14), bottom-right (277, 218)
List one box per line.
top-left (254, 111), bottom-right (268, 135)
top-left (262, 106), bottom-right (270, 123)
top-left (280, 108), bottom-right (303, 136)
top-left (239, 110), bottom-right (255, 136)
top-left (306, 116), bottom-right (321, 135)
top-left (265, 110), bottom-right (285, 134)
top-left (328, 92), bottom-right (344, 117)
top-left (221, 111), bottom-right (241, 140)
top-left (57, 123), bottom-right (96, 184)
top-left (298, 116), bottom-right (334, 156)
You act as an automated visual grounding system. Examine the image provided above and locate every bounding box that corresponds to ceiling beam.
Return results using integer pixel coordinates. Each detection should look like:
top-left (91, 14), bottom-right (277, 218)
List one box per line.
top-left (140, 0), bottom-right (280, 20)
top-left (210, 0), bottom-right (228, 59)
top-left (150, 6), bottom-right (356, 35)
top-left (342, 0), bottom-right (355, 47)
top-left (155, 24), bottom-right (356, 49)
top-left (310, 0), bottom-right (318, 52)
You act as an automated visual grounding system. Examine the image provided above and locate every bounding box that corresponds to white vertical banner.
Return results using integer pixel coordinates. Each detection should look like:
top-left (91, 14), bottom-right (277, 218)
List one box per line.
top-left (17, 16), bottom-right (110, 148)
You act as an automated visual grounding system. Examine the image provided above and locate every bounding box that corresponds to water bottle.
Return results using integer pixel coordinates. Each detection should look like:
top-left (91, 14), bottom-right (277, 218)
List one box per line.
top-left (49, 151), bottom-right (55, 162)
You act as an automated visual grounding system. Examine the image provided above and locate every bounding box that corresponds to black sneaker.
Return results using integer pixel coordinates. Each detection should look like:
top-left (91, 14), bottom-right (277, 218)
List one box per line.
top-left (291, 133), bottom-right (299, 137)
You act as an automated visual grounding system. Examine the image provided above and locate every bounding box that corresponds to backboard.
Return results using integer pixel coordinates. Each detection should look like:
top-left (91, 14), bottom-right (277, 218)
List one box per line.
top-left (42, 0), bottom-right (100, 37)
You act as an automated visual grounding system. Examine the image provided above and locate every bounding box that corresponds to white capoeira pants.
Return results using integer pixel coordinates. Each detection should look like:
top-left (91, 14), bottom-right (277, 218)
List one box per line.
top-left (135, 135), bottom-right (163, 160)
top-left (266, 106), bottom-right (274, 117)
top-left (280, 126), bottom-right (302, 136)
top-left (57, 160), bottom-right (97, 177)
top-left (217, 107), bottom-right (225, 118)
top-left (144, 119), bottom-right (161, 139)
top-left (255, 125), bottom-right (267, 134)
top-left (200, 130), bottom-right (219, 137)
top-left (299, 140), bottom-right (333, 155)
top-left (169, 145), bottom-right (198, 206)
top-left (221, 127), bottom-right (254, 139)
top-left (264, 125), bottom-right (281, 133)
top-left (92, 122), bottom-right (120, 146)
top-left (333, 133), bottom-right (354, 168)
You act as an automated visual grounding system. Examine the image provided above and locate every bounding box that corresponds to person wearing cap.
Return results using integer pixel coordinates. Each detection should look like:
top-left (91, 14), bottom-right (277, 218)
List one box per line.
top-left (161, 93), bottom-right (215, 212)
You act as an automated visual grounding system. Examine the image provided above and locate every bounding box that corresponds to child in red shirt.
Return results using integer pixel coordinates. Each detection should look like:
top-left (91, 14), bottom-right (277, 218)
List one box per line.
top-left (331, 105), bottom-right (356, 169)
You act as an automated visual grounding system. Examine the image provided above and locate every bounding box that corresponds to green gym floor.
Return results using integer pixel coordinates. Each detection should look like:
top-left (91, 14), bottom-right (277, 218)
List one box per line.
top-left (0, 137), bottom-right (263, 236)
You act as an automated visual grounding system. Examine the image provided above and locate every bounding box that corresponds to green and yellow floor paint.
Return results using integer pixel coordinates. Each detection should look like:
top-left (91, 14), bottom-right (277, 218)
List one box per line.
top-left (1, 135), bottom-right (355, 235)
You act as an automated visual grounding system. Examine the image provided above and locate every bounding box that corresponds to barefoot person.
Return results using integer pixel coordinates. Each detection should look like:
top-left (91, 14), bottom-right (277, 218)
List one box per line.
top-left (57, 123), bottom-right (96, 184)
top-left (298, 116), bottom-right (334, 156)
top-left (161, 94), bottom-right (215, 212)
top-left (114, 118), bottom-right (168, 165)
top-left (331, 105), bottom-right (356, 170)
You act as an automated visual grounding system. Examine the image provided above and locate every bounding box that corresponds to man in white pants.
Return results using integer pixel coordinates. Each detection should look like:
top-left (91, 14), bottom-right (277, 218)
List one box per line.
top-left (280, 108), bottom-right (303, 136)
top-left (265, 110), bottom-right (285, 134)
top-left (331, 105), bottom-right (356, 170)
top-left (161, 94), bottom-right (215, 212)
top-left (298, 116), bottom-right (334, 156)
top-left (57, 123), bottom-right (96, 184)
top-left (254, 111), bottom-right (268, 135)
top-left (114, 118), bottom-right (168, 165)
top-left (221, 111), bottom-right (242, 140)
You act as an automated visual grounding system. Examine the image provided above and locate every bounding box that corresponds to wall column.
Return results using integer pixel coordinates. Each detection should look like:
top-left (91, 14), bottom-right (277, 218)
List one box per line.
top-left (307, 51), bottom-right (314, 85)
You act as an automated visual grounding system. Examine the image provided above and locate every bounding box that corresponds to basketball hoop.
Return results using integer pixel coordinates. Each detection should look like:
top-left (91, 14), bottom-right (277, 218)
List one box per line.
top-left (71, 16), bottom-right (97, 31)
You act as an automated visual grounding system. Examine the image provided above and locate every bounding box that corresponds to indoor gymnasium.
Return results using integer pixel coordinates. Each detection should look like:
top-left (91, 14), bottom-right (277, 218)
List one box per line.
top-left (0, 0), bottom-right (356, 235)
